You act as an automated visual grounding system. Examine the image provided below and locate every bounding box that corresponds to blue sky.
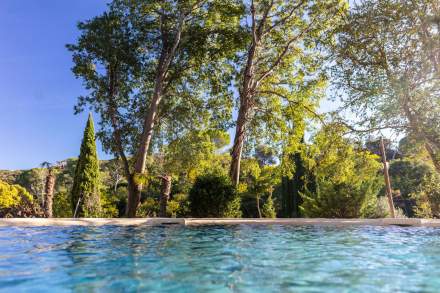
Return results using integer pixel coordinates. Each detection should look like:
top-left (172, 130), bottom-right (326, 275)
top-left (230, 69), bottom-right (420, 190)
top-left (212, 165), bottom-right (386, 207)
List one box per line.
top-left (0, 1), bottom-right (111, 170)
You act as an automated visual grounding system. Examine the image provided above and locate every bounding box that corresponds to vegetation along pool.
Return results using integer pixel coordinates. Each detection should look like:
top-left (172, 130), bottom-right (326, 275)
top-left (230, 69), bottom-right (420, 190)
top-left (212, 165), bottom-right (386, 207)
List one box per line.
top-left (1, 224), bottom-right (440, 292)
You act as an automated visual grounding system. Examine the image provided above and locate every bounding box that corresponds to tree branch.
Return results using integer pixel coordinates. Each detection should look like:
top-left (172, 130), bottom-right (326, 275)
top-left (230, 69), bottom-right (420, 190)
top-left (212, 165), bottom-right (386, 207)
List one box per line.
top-left (257, 89), bottom-right (325, 125)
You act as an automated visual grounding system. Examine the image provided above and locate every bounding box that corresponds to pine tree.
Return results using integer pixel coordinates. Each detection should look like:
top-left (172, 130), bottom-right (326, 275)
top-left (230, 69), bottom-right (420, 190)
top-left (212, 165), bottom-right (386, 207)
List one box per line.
top-left (71, 114), bottom-right (101, 217)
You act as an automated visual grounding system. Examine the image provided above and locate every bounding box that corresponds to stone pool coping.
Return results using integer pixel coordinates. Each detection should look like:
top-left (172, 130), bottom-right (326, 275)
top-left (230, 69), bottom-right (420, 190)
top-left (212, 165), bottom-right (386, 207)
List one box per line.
top-left (1, 218), bottom-right (440, 227)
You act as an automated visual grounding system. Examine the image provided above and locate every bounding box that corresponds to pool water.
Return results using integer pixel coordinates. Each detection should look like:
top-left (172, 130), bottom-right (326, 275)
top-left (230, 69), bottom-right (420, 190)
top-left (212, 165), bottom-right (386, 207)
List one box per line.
top-left (1, 225), bottom-right (440, 292)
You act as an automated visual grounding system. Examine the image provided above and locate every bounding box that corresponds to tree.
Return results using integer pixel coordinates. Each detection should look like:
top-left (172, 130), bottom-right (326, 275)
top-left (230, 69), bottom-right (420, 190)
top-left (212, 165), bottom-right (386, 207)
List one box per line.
top-left (229, 0), bottom-right (347, 186)
top-left (255, 145), bottom-right (276, 166)
top-left (239, 157), bottom-right (280, 218)
top-left (71, 114), bottom-right (101, 217)
top-left (281, 151), bottom-right (306, 217)
top-left (69, 0), bottom-right (244, 217)
top-left (68, 9), bottom-right (142, 217)
top-left (300, 124), bottom-right (384, 218)
top-left (121, 0), bottom-right (245, 216)
top-left (41, 162), bottom-right (56, 218)
top-left (158, 175), bottom-right (172, 217)
top-left (333, 0), bottom-right (440, 172)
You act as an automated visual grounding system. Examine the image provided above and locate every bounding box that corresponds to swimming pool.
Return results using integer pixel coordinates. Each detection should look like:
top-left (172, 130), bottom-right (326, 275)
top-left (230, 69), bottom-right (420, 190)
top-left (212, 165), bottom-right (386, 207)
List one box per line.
top-left (1, 225), bottom-right (439, 292)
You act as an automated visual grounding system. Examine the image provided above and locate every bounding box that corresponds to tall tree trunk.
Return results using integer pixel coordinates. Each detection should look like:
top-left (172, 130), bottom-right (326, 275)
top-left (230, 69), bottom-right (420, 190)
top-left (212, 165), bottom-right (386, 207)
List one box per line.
top-left (159, 175), bottom-right (172, 217)
top-left (230, 105), bottom-right (248, 186)
top-left (228, 0), bottom-right (267, 186)
top-left (380, 137), bottom-right (396, 218)
top-left (44, 170), bottom-right (55, 218)
top-left (127, 15), bottom-right (184, 217)
top-left (127, 87), bottom-right (163, 217)
top-left (256, 195), bottom-right (262, 218)
top-left (425, 143), bottom-right (440, 173)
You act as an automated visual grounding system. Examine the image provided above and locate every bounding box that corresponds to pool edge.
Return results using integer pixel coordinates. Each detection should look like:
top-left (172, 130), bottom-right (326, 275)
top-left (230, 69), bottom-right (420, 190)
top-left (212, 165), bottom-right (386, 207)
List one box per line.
top-left (1, 218), bottom-right (440, 227)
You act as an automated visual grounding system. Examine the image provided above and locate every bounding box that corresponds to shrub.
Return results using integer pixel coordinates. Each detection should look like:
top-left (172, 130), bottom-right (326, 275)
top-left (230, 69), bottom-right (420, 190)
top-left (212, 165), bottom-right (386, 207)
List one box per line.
top-left (138, 198), bottom-right (159, 217)
top-left (261, 195), bottom-right (276, 218)
top-left (412, 174), bottom-right (440, 218)
top-left (0, 180), bottom-right (42, 217)
top-left (166, 200), bottom-right (180, 218)
top-left (53, 191), bottom-right (73, 217)
top-left (371, 196), bottom-right (390, 218)
top-left (100, 190), bottom-right (119, 218)
top-left (300, 125), bottom-right (383, 218)
top-left (168, 193), bottom-right (190, 218)
top-left (189, 173), bottom-right (241, 218)
top-left (301, 180), bottom-right (381, 218)
top-left (389, 159), bottom-right (434, 198)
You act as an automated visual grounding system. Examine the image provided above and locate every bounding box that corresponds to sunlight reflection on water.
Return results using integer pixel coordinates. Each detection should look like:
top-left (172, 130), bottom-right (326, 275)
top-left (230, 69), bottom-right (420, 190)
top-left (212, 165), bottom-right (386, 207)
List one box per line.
top-left (0, 225), bottom-right (440, 292)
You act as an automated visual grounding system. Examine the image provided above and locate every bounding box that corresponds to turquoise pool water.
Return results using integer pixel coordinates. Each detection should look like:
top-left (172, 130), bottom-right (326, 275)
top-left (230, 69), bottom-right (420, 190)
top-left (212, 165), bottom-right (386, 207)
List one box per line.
top-left (1, 225), bottom-right (440, 292)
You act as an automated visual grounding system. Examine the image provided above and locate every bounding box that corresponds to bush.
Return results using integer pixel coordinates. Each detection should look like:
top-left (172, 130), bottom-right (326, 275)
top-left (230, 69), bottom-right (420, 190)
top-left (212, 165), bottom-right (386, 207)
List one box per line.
top-left (138, 198), bottom-right (159, 217)
top-left (371, 196), bottom-right (390, 218)
top-left (189, 173), bottom-right (241, 218)
top-left (412, 174), bottom-right (440, 218)
top-left (100, 190), bottom-right (119, 218)
top-left (0, 180), bottom-right (42, 217)
top-left (389, 159), bottom-right (434, 198)
top-left (301, 180), bottom-right (381, 218)
top-left (300, 125), bottom-right (383, 218)
top-left (53, 191), bottom-right (73, 217)
top-left (261, 195), bottom-right (276, 218)
top-left (168, 193), bottom-right (190, 218)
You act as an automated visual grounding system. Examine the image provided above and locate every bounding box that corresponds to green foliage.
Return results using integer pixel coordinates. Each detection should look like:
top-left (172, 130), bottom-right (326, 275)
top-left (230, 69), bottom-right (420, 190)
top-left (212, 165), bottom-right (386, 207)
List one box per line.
top-left (71, 114), bottom-right (101, 217)
top-left (412, 174), bottom-right (440, 218)
top-left (333, 0), bottom-right (440, 170)
top-left (100, 190), bottom-right (120, 218)
top-left (389, 159), bottom-right (435, 198)
top-left (53, 191), bottom-right (73, 218)
top-left (138, 198), bottom-right (159, 217)
top-left (163, 130), bottom-right (229, 181)
top-left (300, 125), bottom-right (383, 218)
top-left (6, 0), bottom-right (439, 221)
top-left (236, 0), bottom-right (348, 148)
top-left (68, 0), bottom-right (244, 162)
top-left (15, 168), bottom-right (45, 205)
top-left (239, 160), bottom-right (280, 217)
top-left (168, 193), bottom-right (190, 218)
top-left (301, 181), bottom-right (380, 218)
top-left (0, 180), bottom-right (42, 217)
top-left (166, 200), bottom-right (180, 218)
top-left (281, 150), bottom-right (307, 218)
top-left (372, 197), bottom-right (390, 219)
top-left (0, 180), bottom-right (33, 209)
top-left (255, 145), bottom-right (277, 167)
top-left (189, 173), bottom-right (241, 218)
top-left (261, 195), bottom-right (276, 218)
top-left (131, 187), bottom-right (189, 218)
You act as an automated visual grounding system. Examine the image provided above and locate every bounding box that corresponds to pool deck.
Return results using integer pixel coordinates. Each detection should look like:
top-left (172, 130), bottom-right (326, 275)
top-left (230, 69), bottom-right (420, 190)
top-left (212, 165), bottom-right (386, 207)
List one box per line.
top-left (1, 218), bottom-right (440, 227)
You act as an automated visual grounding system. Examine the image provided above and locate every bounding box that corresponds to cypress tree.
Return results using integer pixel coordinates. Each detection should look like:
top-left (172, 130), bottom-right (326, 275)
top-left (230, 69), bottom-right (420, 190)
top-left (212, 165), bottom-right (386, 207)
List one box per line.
top-left (281, 151), bottom-right (306, 218)
top-left (71, 113), bottom-right (101, 217)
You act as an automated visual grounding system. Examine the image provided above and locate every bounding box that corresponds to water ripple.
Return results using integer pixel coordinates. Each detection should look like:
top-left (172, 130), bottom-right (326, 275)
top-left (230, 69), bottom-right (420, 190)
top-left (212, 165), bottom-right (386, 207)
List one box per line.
top-left (1, 225), bottom-right (440, 292)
